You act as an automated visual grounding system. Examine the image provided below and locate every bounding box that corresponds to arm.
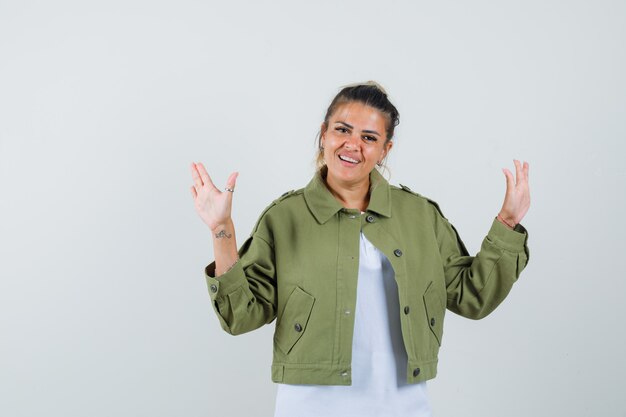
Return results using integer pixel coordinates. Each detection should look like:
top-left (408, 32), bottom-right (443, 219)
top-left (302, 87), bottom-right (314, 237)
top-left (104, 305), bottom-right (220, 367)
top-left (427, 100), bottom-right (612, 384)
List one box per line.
top-left (205, 226), bottom-right (277, 336)
top-left (189, 161), bottom-right (240, 276)
top-left (210, 218), bottom-right (239, 276)
top-left (438, 214), bottom-right (529, 320)
top-left (190, 162), bottom-right (277, 335)
top-left (441, 159), bottom-right (531, 319)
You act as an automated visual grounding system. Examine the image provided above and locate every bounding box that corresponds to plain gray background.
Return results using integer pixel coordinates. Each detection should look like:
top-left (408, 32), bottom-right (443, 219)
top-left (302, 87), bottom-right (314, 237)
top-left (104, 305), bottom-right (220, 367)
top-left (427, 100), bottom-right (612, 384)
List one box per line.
top-left (1, 0), bottom-right (625, 416)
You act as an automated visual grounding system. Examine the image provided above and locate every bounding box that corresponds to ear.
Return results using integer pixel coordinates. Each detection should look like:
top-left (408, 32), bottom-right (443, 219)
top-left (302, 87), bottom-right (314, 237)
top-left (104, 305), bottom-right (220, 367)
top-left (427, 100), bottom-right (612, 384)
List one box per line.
top-left (320, 122), bottom-right (327, 145)
top-left (382, 140), bottom-right (393, 159)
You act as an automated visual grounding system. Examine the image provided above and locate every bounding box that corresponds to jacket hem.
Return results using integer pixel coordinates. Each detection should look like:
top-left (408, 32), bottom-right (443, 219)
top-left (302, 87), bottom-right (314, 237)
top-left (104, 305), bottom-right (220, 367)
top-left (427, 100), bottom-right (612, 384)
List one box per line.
top-left (271, 358), bottom-right (438, 386)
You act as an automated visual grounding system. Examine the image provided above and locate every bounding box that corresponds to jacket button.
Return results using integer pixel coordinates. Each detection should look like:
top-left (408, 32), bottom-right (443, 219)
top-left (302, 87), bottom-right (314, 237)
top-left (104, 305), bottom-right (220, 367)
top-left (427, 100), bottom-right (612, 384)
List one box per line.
top-left (413, 368), bottom-right (421, 377)
top-left (366, 215), bottom-right (376, 223)
top-left (294, 323), bottom-right (303, 332)
top-left (404, 306), bottom-right (410, 314)
top-left (430, 317), bottom-right (436, 326)
top-left (394, 249), bottom-right (403, 257)
top-left (210, 284), bottom-right (218, 293)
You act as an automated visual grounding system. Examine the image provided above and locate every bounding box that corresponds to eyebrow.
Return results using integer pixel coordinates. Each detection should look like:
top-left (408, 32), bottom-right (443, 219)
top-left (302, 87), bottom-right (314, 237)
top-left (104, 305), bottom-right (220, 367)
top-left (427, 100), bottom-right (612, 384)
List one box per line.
top-left (334, 121), bottom-right (381, 137)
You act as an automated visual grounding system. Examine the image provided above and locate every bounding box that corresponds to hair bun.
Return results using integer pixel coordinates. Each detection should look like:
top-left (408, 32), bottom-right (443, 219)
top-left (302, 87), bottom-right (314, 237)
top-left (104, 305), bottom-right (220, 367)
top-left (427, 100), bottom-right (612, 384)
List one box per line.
top-left (340, 80), bottom-right (387, 95)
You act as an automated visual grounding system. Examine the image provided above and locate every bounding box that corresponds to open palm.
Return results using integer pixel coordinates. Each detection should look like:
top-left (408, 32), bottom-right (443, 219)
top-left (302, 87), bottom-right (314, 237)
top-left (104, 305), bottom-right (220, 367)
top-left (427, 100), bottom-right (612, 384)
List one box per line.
top-left (190, 162), bottom-right (239, 231)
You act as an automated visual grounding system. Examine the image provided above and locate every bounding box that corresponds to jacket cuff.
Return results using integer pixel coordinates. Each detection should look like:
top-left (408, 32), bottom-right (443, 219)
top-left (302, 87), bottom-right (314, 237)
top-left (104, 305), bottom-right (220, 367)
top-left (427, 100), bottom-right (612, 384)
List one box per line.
top-left (205, 259), bottom-right (246, 301)
top-left (487, 217), bottom-right (528, 252)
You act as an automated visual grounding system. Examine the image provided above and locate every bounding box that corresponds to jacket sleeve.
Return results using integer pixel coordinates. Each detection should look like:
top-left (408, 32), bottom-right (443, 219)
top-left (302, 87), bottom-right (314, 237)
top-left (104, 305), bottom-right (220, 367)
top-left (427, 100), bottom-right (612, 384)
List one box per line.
top-left (434, 207), bottom-right (530, 320)
top-left (204, 213), bottom-right (277, 335)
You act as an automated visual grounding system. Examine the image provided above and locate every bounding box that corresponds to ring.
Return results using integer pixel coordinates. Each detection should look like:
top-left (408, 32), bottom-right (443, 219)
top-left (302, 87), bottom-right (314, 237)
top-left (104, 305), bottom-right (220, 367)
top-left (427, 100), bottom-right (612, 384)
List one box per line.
top-left (224, 187), bottom-right (234, 192)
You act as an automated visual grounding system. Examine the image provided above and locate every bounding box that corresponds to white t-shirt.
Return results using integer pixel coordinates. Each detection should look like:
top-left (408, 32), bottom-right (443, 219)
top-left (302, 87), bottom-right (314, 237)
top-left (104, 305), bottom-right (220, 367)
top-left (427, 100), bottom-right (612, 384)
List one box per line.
top-left (273, 231), bottom-right (433, 417)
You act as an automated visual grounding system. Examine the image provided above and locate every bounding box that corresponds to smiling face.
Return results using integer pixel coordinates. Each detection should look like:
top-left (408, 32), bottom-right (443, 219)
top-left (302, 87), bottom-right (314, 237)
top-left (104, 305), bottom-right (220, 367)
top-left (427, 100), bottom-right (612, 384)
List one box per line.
top-left (320, 101), bottom-right (393, 188)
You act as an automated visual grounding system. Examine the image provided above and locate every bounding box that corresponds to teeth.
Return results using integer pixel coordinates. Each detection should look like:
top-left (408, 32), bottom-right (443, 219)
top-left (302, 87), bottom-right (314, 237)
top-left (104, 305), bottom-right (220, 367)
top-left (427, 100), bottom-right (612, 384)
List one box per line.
top-left (339, 155), bottom-right (359, 164)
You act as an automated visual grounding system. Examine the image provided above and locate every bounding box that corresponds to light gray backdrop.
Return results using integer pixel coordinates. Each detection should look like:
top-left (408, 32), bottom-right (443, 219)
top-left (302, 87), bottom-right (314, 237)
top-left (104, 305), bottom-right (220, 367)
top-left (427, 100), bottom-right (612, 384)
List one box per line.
top-left (1, 0), bottom-right (624, 416)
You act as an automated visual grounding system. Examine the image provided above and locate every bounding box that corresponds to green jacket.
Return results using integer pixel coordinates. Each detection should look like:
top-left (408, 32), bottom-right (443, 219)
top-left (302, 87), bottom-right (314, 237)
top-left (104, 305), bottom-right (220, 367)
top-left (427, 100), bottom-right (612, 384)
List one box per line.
top-left (204, 168), bottom-right (530, 385)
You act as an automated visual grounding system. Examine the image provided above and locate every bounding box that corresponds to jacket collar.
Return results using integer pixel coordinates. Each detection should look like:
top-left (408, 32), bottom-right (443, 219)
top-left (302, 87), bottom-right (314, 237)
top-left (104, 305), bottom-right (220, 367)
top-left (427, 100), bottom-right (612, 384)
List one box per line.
top-left (303, 166), bottom-right (392, 224)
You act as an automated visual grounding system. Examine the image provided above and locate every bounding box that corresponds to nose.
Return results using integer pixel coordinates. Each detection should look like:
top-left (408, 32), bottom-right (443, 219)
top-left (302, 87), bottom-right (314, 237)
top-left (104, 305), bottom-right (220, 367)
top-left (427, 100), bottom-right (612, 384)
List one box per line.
top-left (344, 131), bottom-right (360, 149)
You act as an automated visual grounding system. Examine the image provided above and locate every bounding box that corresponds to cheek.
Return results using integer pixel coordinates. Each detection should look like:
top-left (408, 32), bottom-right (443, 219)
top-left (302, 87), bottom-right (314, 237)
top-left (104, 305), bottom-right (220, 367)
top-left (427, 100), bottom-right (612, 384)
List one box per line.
top-left (324, 135), bottom-right (341, 151)
top-left (364, 145), bottom-right (383, 159)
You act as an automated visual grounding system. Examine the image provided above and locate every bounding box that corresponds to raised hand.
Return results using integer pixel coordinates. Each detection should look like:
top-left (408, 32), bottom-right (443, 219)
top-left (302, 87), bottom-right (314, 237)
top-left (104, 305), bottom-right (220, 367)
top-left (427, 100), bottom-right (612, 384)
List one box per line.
top-left (190, 162), bottom-right (239, 231)
top-left (498, 159), bottom-right (530, 227)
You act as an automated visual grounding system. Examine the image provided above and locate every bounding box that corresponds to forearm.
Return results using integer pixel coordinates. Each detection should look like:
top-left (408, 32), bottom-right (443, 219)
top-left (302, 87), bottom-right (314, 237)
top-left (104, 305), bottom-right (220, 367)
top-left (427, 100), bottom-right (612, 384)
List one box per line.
top-left (211, 218), bottom-right (239, 276)
top-left (205, 228), bottom-right (278, 335)
top-left (445, 218), bottom-right (529, 319)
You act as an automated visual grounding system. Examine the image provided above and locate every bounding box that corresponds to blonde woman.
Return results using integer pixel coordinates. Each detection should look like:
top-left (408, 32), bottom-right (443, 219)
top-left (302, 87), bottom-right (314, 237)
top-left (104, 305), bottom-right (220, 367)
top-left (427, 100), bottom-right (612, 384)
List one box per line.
top-left (190, 81), bottom-right (531, 416)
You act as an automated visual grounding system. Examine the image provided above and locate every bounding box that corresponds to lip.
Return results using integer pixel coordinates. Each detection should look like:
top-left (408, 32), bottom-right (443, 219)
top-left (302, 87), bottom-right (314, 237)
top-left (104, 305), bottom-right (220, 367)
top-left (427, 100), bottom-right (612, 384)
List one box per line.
top-left (337, 154), bottom-right (361, 168)
top-left (337, 157), bottom-right (356, 168)
top-left (338, 153), bottom-right (361, 164)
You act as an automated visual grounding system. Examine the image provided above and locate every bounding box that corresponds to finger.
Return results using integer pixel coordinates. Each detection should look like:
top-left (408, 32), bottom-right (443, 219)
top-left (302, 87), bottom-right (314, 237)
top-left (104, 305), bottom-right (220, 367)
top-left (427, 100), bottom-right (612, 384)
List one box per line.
top-left (502, 168), bottom-right (514, 192)
top-left (191, 162), bottom-right (204, 188)
top-left (195, 162), bottom-right (218, 191)
top-left (514, 159), bottom-right (522, 185)
top-left (224, 172), bottom-right (239, 197)
top-left (226, 171), bottom-right (239, 190)
top-left (523, 161), bottom-right (529, 182)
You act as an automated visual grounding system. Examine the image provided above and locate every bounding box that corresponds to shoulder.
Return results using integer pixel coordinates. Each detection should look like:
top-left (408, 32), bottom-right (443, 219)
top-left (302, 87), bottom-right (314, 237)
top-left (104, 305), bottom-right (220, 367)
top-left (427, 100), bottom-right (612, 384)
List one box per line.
top-left (391, 182), bottom-right (466, 251)
top-left (250, 187), bottom-right (306, 233)
top-left (275, 187), bottom-right (305, 203)
top-left (270, 187), bottom-right (306, 212)
top-left (390, 183), bottom-right (449, 220)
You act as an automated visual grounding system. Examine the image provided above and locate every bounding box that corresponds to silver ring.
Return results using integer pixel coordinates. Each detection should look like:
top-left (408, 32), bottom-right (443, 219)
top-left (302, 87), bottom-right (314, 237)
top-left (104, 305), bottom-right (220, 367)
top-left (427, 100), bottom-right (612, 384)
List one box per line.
top-left (224, 187), bottom-right (234, 192)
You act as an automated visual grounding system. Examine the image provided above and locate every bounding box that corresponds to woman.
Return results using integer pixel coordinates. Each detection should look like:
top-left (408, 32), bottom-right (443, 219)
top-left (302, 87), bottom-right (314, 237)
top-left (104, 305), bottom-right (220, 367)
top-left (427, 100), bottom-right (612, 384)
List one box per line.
top-left (190, 81), bottom-right (531, 417)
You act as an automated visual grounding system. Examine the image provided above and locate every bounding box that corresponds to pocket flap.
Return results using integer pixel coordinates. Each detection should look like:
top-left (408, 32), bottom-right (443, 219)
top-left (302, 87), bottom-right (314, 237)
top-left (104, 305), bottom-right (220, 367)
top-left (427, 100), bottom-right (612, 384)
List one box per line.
top-left (423, 281), bottom-right (445, 346)
top-left (274, 286), bottom-right (315, 355)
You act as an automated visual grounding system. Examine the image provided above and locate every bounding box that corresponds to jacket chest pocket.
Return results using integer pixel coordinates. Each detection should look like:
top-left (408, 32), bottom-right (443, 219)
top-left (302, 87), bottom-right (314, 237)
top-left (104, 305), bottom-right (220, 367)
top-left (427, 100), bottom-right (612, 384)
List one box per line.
top-left (422, 281), bottom-right (445, 346)
top-left (274, 286), bottom-right (315, 355)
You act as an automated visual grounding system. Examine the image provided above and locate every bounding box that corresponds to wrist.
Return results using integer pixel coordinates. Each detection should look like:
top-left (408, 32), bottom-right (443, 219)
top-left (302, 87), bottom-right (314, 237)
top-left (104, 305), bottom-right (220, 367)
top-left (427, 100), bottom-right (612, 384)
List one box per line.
top-left (497, 213), bottom-right (516, 229)
top-left (211, 218), bottom-right (234, 235)
top-left (219, 257), bottom-right (240, 275)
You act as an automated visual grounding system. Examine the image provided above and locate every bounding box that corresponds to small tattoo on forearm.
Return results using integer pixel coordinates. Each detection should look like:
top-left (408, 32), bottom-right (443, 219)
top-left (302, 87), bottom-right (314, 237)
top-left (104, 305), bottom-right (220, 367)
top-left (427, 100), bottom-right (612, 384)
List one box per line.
top-left (214, 230), bottom-right (232, 239)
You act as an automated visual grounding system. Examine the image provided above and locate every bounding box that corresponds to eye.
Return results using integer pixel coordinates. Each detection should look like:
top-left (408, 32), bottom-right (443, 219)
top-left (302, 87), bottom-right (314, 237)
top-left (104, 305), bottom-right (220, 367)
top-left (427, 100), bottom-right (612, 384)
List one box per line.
top-left (335, 127), bottom-right (349, 133)
top-left (363, 135), bottom-right (377, 142)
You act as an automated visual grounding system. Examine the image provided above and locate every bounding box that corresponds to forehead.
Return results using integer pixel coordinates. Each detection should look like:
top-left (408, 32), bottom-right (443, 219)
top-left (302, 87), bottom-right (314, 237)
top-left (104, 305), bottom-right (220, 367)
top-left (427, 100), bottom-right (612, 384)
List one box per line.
top-left (330, 101), bottom-right (386, 130)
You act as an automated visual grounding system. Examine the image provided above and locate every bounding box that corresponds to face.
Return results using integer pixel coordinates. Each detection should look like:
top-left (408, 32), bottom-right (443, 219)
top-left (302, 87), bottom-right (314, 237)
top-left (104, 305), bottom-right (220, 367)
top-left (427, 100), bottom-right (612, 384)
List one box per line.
top-left (320, 101), bottom-right (393, 187)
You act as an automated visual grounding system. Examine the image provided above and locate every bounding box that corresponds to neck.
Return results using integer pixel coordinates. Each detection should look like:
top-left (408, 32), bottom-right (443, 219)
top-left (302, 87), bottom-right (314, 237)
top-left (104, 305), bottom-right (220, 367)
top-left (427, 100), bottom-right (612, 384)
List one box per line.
top-left (323, 169), bottom-right (370, 212)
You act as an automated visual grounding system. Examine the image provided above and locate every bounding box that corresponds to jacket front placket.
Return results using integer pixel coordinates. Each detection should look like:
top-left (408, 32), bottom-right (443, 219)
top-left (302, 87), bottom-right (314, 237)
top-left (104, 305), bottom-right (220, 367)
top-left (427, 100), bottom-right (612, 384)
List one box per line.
top-left (332, 207), bottom-right (362, 383)
top-left (361, 168), bottom-right (414, 380)
top-left (361, 217), bottom-right (414, 379)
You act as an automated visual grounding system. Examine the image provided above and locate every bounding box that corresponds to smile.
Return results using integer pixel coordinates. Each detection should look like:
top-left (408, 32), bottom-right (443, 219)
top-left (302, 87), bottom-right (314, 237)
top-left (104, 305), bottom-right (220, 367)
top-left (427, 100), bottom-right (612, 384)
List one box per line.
top-left (338, 155), bottom-right (360, 164)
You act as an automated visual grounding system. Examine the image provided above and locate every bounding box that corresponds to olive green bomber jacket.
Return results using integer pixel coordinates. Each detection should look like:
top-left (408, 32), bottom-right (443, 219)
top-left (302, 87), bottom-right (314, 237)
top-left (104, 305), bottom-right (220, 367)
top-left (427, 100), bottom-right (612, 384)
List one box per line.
top-left (204, 168), bottom-right (530, 386)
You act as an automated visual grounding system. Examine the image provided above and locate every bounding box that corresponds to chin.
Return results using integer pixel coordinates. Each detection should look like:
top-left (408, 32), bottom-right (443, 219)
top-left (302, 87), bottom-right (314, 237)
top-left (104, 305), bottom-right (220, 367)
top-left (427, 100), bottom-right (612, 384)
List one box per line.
top-left (328, 166), bottom-right (368, 182)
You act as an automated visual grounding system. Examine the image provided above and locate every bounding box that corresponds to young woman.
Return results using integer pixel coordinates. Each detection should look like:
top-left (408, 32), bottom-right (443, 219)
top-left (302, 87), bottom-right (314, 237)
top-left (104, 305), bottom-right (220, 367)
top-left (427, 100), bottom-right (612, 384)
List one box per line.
top-left (190, 81), bottom-right (531, 417)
